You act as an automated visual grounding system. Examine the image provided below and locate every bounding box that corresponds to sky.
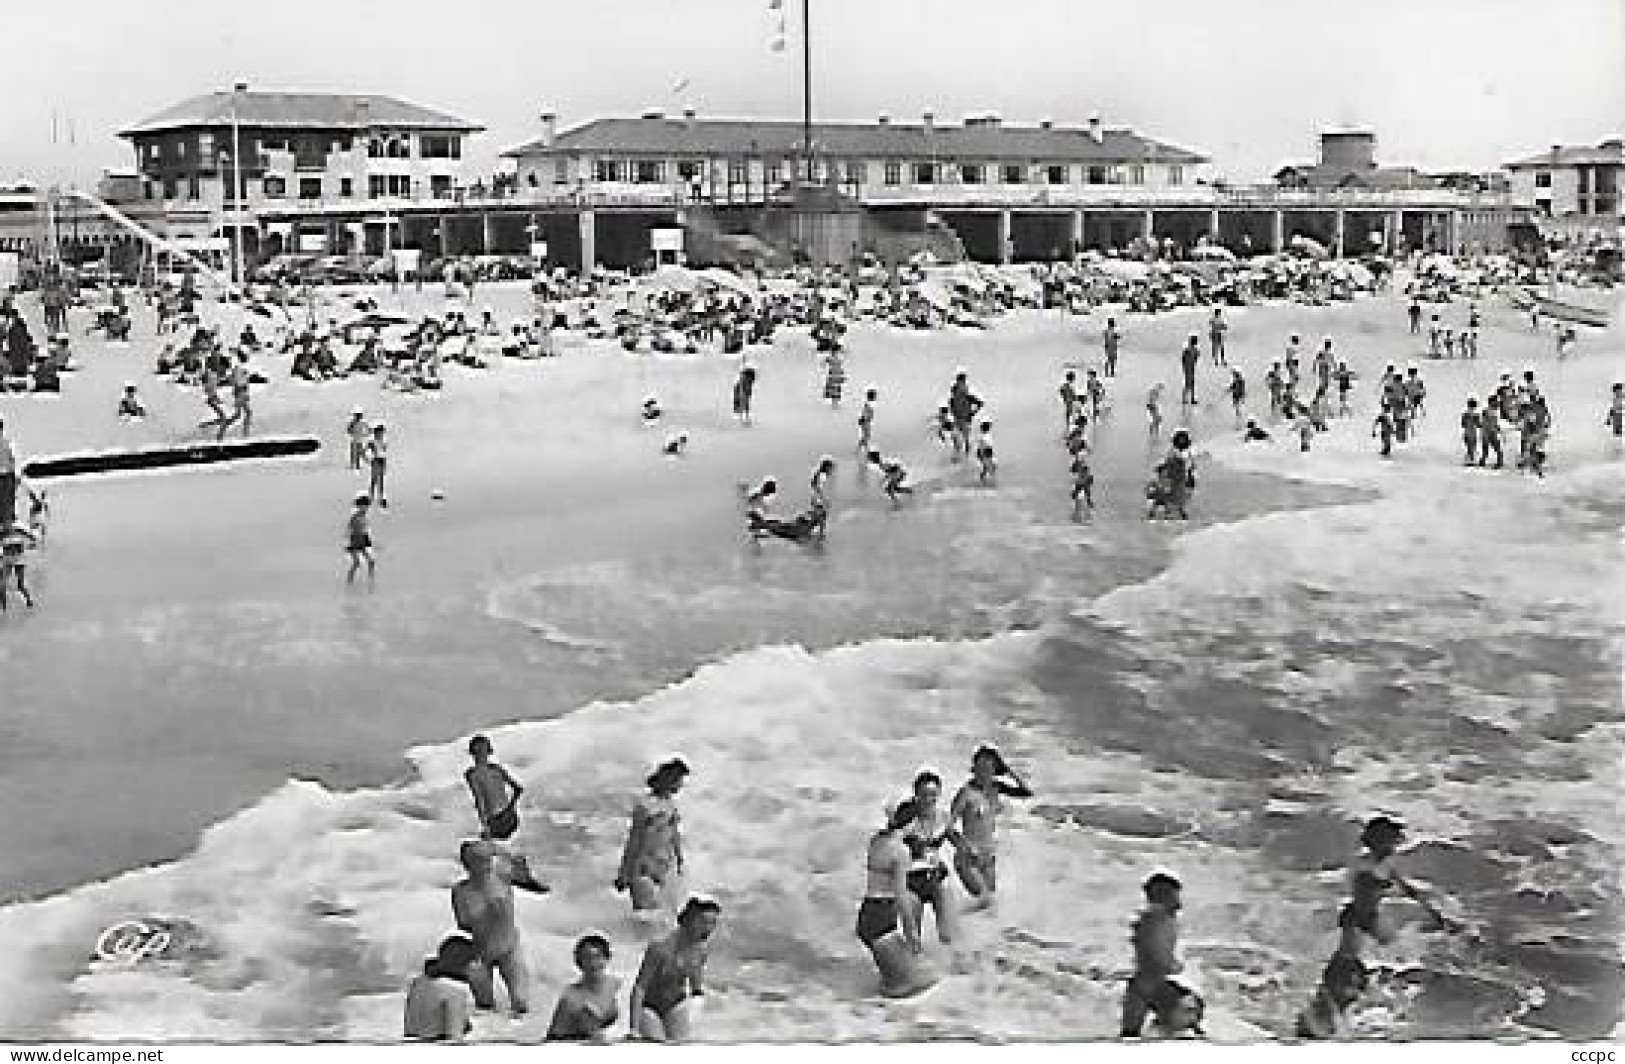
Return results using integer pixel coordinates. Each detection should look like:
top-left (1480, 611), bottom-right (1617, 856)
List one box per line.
top-left (1, 0), bottom-right (1621, 186)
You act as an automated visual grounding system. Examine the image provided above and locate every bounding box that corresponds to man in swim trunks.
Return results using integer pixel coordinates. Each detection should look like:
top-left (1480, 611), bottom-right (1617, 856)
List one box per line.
top-left (949, 746), bottom-right (1033, 912)
top-left (546, 934), bottom-right (621, 1042)
top-left (1121, 872), bottom-right (1185, 1038)
top-left (630, 895), bottom-right (720, 1042)
top-left (465, 735), bottom-right (525, 841)
top-left (858, 801), bottom-right (937, 997)
top-left (451, 839), bottom-right (549, 1016)
top-left (404, 934), bottom-right (478, 1042)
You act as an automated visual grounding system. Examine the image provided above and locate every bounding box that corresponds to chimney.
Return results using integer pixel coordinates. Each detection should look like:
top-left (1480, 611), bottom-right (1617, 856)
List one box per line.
top-left (682, 107), bottom-right (697, 129)
top-left (1039, 117), bottom-right (1053, 130)
top-left (877, 113), bottom-right (890, 127)
top-left (1088, 113), bottom-right (1104, 144)
top-left (923, 110), bottom-right (935, 133)
top-left (538, 111), bottom-right (557, 148)
top-left (233, 80), bottom-right (249, 94)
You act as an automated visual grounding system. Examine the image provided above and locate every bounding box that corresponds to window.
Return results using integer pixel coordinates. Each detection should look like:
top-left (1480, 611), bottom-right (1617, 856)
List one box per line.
top-left (913, 162), bottom-right (936, 184)
top-left (386, 175), bottom-right (412, 196)
top-left (431, 175), bottom-right (452, 197)
top-left (1534, 171), bottom-right (1552, 188)
top-left (1001, 164), bottom-right (1024, 184)
top-left (960, 164), bottom-right (986, 184)
top-left (198, 132), bottom-right (215, 160)
top-left (554, 158), bottom-right (570, 184)
top-left (339, 177), bottom-right (353, 198)
top-left (368, 174), bottom-right (387, 198)
top-left (1046, 164), bottom-right (1068, 184)
top-left (1168, 166), bottom-right (1185, 186)
top-left (367, 138), bottom-right (384, 159)
top-left (634, 160), bottom-right (665, 183)
top-left (1087, 165), bottom-right (1107, 185)
top-left (728, 160), bottom-right (748, 185)
top-left (299, 178), bottom-right (323, 200)
top-left (1576, 169), bottom-right (1591, 194)
top-left (765, 160), bottom-right (783, 184)
top-left (143, 180), bottom-right (154, 201)
top-left (418, 135), bottom-right (460, 160)
top-left (264, 176), bottom-right (287, 198)
top-left (187, 176), bottom-right (200, 200)
top-left (593, 159), bottom-right (624, 182)
top-left (884, 161), bottom-right (901, 186)
top-left (844, 161), bottom-right (867, 184)
top-left (528, 173), bottom-right (540, 188)
top-left (163, 178), bottom-right (178, 200)
top-left (677, 160), bottom-right (701, 181)
top-left (177, 139), bottom-right (187, 159)
top-left (1129, 165), bottom-right (1145, 184)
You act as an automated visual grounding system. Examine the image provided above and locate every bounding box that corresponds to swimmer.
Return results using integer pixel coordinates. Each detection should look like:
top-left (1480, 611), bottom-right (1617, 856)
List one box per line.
top-left (949, 746), bottom-right (1032, 911)
top-left (615, 758), bottom-right (689, 912)
top-left (465, 735), bottom-right (524, 841)
top-left (451, 839), bottom-right (549, 1017)
top-left (403, 934), bottom-right (478, 1042)
top-left (1335, 815), bottom-right (1453, 959)
top-left (900, 770), bottom-right (961, 946)
top-left (1121, 872), bottom-right (1185, 1038)
top-left (546, 935), bottom-right (622, 1042)
top-left (858, 802), bottom-right (938, 998)
top-left (630, 895), bottom-right (720, 1043)
top-left (344, 494), bottom-right (375, 585)
top-left (1295, 953), bottom-right (1369, 1040)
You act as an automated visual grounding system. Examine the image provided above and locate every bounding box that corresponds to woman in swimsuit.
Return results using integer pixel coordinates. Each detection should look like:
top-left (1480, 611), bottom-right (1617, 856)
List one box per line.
top-left (901, 771), bottom-right (961, 946)
top-left (1337, 815), bottom-right (1443, 957)
top-left (546, 934), bottom-right (621, 1042)
top-left (630, 896), bottom-right (720, 1042)
top-left (616, 758), bottom-right (689, 912)
top-left (950, 745), bottom-right (1033, 912)
top-left (857, 800), bottom-right (937, 998)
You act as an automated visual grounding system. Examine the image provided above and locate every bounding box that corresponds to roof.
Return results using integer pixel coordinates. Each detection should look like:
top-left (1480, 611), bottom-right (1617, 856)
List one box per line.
top-left (502, 116), bottom-right (1207, 164)
top-left (1505, 140), bottom-right (1624, 169)
top-left (120, 92), bottom-right (483, 138)
top-left (1274, 163), bottom-right (1440, 190)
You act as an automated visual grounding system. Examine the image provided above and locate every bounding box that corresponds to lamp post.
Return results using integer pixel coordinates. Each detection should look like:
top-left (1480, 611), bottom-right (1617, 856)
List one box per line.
top-left (229, 81), bottom-right (247, 288)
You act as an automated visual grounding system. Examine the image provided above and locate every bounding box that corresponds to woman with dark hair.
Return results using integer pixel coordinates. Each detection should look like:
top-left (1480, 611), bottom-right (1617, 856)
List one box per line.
top-left (1336, 815), bottom-right (1454, 958)
top-left (403, 934), bottom-right (479, 1042)
top-left (630, 895), bottom-right (720, 1042)
top-left (950, 745), bottom-right (1032, 911)
top-left (858, 801), bottom-right (938, 998)
top-left (900, 770), bottom-right (961, 946)
top-left (547, 934), bottom-right (621, 1042)
top-left (616, 758), bottom-right (689, 912)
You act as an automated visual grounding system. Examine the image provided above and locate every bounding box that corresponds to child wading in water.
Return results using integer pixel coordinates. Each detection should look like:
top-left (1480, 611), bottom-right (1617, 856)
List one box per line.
top-left (345, 494), bottom-right (376, 585)
top-left (1070, 445), bottom-right (1095, 522)
top-left (868, 451), bottom-right (914, 506)
top-left (974, 420), bottom-right (997, 485)
top-left (465, 735), bottom-right (525, 841)
top-left (857, 388), bottom-right (877, 454)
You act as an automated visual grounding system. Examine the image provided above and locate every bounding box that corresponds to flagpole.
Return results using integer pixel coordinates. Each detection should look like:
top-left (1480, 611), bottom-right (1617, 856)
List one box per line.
top-left (801, 0), bottom-right (813, 187)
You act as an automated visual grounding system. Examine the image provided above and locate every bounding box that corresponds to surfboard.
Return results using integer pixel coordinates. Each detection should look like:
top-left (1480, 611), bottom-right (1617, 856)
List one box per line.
top-left (24, 436), bottom-right (321, 480)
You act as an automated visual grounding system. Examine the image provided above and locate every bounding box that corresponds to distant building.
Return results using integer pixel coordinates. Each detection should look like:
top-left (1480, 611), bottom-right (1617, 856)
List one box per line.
top-left (118, 86), bottom-right (483, 257)
top-left (1274, 131), bottom-right (1443, 191)
top-left (1503, 139), bottom-right (1623, 240)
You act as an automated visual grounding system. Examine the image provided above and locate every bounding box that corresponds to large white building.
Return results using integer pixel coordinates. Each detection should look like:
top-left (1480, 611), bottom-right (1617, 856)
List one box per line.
top-left (1504, 139), bottom-right (1623, 240)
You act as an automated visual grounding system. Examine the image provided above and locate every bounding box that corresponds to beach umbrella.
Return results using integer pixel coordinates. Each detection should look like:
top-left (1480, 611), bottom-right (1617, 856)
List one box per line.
top-left (1289, 235), bottom-right (1329, 259)
top-left (1191, 245), bottom-right (1238, 262)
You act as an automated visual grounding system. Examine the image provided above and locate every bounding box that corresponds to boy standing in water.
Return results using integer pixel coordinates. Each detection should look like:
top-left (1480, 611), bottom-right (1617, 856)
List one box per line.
top-left (345, 408), bottom-right (369, 471)
top-left (466, 735), bottom-right (525, 841)
top-left (1121, 873), bottom-right (1185, 1038)
top-left (345, 494), bottom-right (376, 585)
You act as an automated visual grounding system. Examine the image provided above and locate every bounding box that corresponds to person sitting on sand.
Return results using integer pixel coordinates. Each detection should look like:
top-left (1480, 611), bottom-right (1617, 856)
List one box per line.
top-left (949, 746), bottom-right (1032, 912)
top-left (630, 895), bottom-right (720, 1043)
top-left (465, 735), bottom-right (524, 841)
top-left (546, 934), bottom-right (622, 1042)
top-left (616, 758), bottom-right (688, 912)
top-left (1295, 953), bottom-right (1369, 1040)
top-left (858, 801), bottom-right (937, 998)
top-left (1121, 872), bottom-right (1185, 1038)
top-left (451, 839), bottom-right (549, 1017)
top-left (404, 934), bottom-right (479, 1042)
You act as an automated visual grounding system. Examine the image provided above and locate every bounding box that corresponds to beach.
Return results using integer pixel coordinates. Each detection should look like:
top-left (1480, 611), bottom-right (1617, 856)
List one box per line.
top-left (0, 279), bottom-right (1619, 1042)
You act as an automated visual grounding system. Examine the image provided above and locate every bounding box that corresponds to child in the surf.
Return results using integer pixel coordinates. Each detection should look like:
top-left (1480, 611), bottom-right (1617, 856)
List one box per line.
top-left (1085, 368), bottom-right (1107, 419)
top-left (1228, 369), bottom-right (1246, 426)
top-left (1372, 408), bottom-right (1396, 458)
top-left (344, 494), bottom-right (376, 585)
top-left (857, 388), bottom-right (877, 454)
top-left (974, 420), bottom-right (997, 484)
top-left (1146, 383), bottom-right (1165, 438)
top-left (345, 407), bottom-right (369, 471)
top-left (1295, 953), bottom-right (1369, 1040)
top-left (616, 758), bottom-right (689, 912)
top-left (868, 450), bottom-right (914, 505)
top-left (465, 734), bottom-right (525, 841)
top-left (1058, 370), bottom-right (1079, 434)
top-left (117, 383), bottom-right (146, 420)
top-left (932, 406), bottom-right (955, 450)
top-left (1069, 447), bottom-right (1095, 521)
top-left (546, 935), bottom-right (622, 1042)
top-left (1460, 397), bottom-right (1482, 466)
top-left (949, 746), bottom-right (1032, 912)
top-left (1120, 872), bottom-right (1187, 1038)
